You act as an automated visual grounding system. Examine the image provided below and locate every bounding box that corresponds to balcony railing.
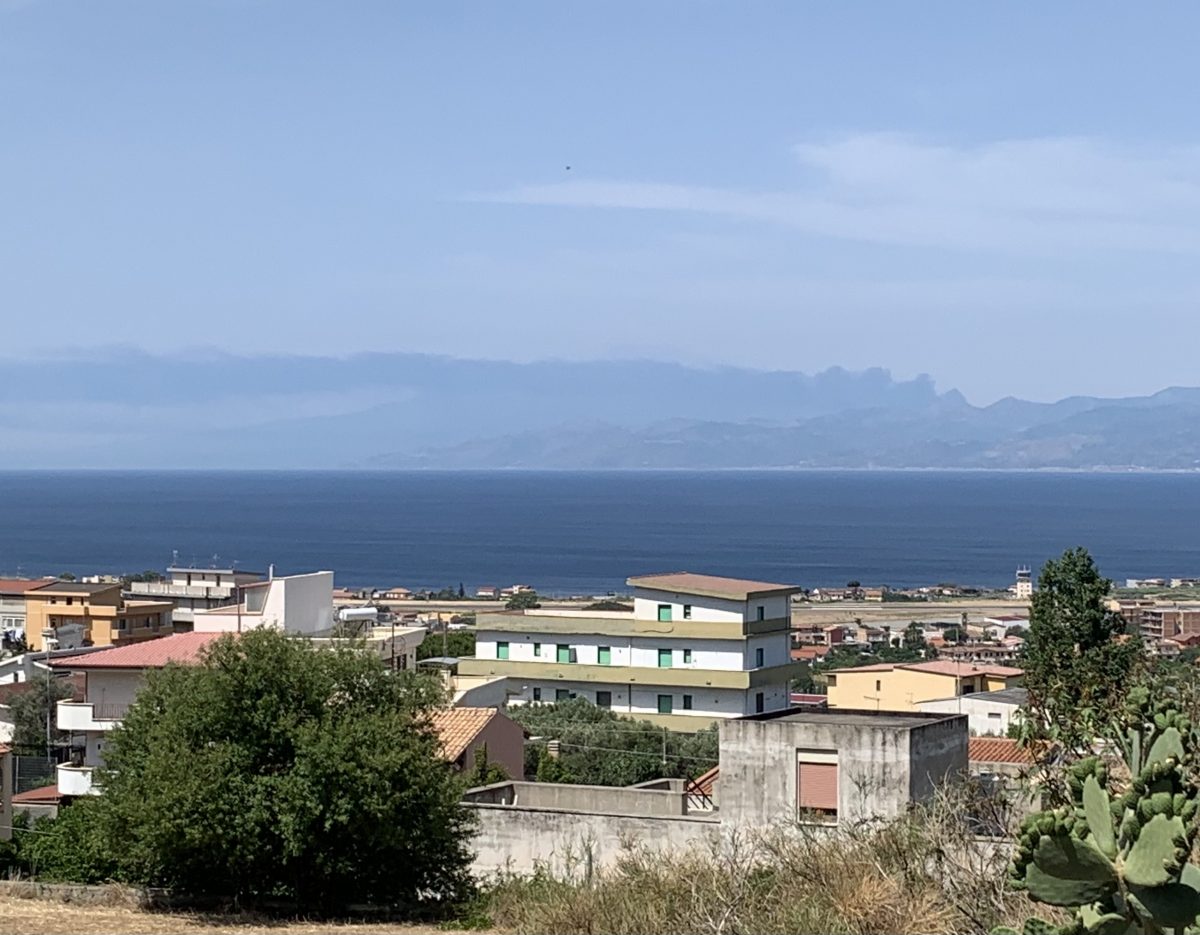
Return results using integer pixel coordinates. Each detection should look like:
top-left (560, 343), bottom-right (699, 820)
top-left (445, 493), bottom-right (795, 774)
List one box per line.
top-left (56, 701), bottom-right (129, 732)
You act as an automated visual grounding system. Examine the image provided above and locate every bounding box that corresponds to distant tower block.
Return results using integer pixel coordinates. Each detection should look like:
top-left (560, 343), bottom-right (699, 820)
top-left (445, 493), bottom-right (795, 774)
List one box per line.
top-left (1015, 566), bottom-right (1033, 600)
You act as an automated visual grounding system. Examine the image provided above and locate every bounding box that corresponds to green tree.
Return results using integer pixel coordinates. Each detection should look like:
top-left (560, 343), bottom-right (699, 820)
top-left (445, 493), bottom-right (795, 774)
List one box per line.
top-left (416, 629), bottom-right (476, 660)
top-left (11, 674), bottom-right (73, 750)
top-left (1020, 547), bottom-right (1142, 756)
top-left (511, 698), bottom-right (717, 786)
top-left (464, 743), bottom-right (509, 786)
top-left (91, 630), bottom-right (475, 910)
top-left (505, 590), bottom-right (540, 610)
top-left (902, 621), bottom-right (927, 653)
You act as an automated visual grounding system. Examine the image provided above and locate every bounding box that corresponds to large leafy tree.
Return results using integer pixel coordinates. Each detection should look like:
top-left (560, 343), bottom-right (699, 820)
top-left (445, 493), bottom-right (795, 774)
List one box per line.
top-left (92, 629), bottom-right (476, 910)
top-left (11, 674), bottom-right (73, 750)
top-left (1020, 547), bottom-right (1142, 755)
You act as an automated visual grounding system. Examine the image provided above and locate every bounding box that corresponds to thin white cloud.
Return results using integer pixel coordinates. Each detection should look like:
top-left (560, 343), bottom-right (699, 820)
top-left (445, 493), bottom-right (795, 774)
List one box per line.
top-left (473, 135), bottom-right (1200, 255)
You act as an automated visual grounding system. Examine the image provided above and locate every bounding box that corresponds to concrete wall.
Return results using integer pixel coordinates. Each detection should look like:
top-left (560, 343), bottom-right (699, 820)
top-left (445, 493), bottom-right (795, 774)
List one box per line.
top-left (464, 781), bottom-right (687, 817)
top-left (506, 679), bottom-right (752, 720)
top-left (460, 716), bottom-right (526, 781)
top-left (633, 590), bottom-right (746, 623)
top-left (476, 631), bottom-right (758, 671)
top-left (916, 695), bottom-right (1022, 736)
top-left (467, 803), bottom-right (719, 875)
top-left (907, 715), bottom-right (970, 802)
top-left (717, 712), bottom-right (968, 826)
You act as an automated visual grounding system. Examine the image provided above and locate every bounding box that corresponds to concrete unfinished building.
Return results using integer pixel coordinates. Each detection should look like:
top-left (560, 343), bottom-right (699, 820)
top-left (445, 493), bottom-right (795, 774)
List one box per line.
top-left (464, 708), bottom-right (968, 873)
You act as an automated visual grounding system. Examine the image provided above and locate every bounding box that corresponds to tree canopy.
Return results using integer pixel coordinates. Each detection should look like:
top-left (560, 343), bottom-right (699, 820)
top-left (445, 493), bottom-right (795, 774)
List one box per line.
top-left (1020, 547), bottom-right (1142, 754)
top-left (505, 590), bottom-right (540, 610)
top-left (47, 629), bottom-right (475, 911)
top-left (417, 629), bottom-right (476, 660)
top-left (11, 674), bottom-right (73, 750)
top-left (508, 697), bottom-right (717, 786)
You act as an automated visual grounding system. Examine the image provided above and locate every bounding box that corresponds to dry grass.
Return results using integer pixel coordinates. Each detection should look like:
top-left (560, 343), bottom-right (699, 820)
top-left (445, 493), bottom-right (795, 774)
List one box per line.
top-left (0, 896), bottom-right (476, 935)
top-left (483, 782), bottom-right (1062, 935)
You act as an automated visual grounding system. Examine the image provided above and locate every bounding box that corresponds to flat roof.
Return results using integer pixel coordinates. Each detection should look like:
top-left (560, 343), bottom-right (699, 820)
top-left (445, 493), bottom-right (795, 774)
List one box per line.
top-left (740, 707), bottom-right (965, 729)
top-left (921, 687), bottom-right (1029, 706)
top-left (627, 572), bottom-right (801, 601)
top-left (29, 581), bottom-right (122, 596)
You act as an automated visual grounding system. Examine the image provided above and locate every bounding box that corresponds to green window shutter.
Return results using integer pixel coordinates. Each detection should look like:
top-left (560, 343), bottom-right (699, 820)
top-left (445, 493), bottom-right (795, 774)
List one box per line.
top-left (598, 646), bottom-right (611, 665)
top-left (556, 688), bottom-right (570, 701)
top-left (657, 604), bottom-right (672, 622)
top-left (533, 642), bottom-right (541, 656)
top-left (683, 648), bottom-right (693, 664)
top-left (557, 644), bottom-right (570, 663)
top-left (658, 648), bottom-right (673, 668)
top-left (497, 641), bottom-right (509, 660)
top-left (657, 694), bottom-right (673, 714)
top-left (682, 694), bottom-right (693, 710)
top-left (755, 647), bottom-right (764, 668)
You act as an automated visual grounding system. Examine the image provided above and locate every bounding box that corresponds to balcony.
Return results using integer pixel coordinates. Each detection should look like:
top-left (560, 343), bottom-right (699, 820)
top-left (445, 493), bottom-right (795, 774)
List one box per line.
top-left (56, 764), bottom-right (100, 796)
top-left (56, 700), bottom-right (129, 732)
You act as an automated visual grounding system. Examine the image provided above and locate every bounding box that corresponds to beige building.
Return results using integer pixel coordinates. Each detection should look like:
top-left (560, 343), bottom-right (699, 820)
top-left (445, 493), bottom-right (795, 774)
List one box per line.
top-left (463, 572), bottom-right (804, 729)
top-left (25, 582), bottom-right (173, 652)
top-left (825, 660), bottom-right (1023, 712)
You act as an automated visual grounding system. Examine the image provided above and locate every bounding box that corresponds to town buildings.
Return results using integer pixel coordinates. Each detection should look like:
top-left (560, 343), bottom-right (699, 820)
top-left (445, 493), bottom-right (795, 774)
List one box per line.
top-left (916, 686), bottom-right (1027, 735)
top-left (0, 578), bottom-right (51, 642)
top-left (126, 565), bottom-right (264, 629)
top-left (461, 572), bottom-right (803, 727)
top-left (825, 660), bottom-right (1023, 712)
top-left (1014, 567), bottom-right (1033, 600)
top-left (25, 582), bottom-right (174, 652)
top-left (191, 570), bottom-right (335, 635)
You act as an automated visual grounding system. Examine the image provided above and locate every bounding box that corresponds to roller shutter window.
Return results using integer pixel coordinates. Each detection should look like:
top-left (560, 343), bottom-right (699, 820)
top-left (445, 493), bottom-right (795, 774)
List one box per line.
top-left (797, 761), bottom-right (838, 818)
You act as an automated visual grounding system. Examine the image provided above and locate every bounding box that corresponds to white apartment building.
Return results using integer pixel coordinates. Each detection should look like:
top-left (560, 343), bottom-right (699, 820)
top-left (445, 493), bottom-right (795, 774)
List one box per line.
top-left (192, 570), bottom-right (335, 635)
top-left (127, 565), bottom-right (264, 627)
top-left (460, 572), bottom-right (803, 728)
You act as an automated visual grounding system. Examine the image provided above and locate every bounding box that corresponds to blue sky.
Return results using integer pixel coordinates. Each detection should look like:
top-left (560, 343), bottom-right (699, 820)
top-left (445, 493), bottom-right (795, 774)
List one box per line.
top-left (3, 1), bottom-right (1200, 403)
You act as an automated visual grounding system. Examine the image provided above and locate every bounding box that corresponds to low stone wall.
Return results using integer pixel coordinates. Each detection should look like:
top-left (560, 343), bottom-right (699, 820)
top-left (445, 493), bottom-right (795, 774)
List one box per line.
top-left (467, 802), bottom-right (720, 876)
top-left (464, 781), bottom-right (688, 817)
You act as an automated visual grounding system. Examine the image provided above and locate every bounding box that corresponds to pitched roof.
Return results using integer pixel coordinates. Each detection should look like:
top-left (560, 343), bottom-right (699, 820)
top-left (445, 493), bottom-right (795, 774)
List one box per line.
top-left (48, 632), bottom-right (224, 670)
top-left (28, 581), bottom-right (121, 597)
top-left (12, 783), bottom-right (62, 805)
top-left (429, 707), bottom-right (502, 762)
top-left (0, 578), bottom-right (55, 595)
top-left (626, 572), bottom-right (801, 600)
top-left (969, 737), bottom-right (1036, 765)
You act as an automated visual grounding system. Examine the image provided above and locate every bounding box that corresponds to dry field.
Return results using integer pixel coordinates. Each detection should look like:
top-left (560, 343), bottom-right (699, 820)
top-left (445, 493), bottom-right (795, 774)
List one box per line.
top-left (0, 896), bottom-right (477, 935)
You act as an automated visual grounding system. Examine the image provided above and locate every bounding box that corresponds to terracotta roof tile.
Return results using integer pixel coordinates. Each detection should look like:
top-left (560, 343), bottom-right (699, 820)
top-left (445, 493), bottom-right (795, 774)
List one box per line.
top-left (12, 783), bottom-right (62, 805)
top-left (969, 737), bottom-right (1035, 765)
top-left (48, 632), bottom-right (224, 670)
top-left (0, 578), bottom-right (56, 594)
top-left (430, 707), bottom-right (499, 762)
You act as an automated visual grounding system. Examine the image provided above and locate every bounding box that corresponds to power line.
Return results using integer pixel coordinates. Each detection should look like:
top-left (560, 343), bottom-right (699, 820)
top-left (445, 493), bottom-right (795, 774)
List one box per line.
top-left (552, 741), bottom-right (718, 764)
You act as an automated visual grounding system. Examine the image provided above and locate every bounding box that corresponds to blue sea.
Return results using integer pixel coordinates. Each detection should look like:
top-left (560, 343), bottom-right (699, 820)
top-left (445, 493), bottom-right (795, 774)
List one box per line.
top-left (0, 470), bottom-right (1197, 594)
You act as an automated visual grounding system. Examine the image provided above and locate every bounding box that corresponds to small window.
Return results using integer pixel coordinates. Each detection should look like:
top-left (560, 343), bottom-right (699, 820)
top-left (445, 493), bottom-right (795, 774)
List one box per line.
top-left (657, 648), bottom-right (673, 668)
top-left (497, 641), bottom-right (509, 660)
top-left (657, 694), bottom-right (673, 714)
top-left (66, 597), bottom-right (73, 606)
top-left (682, 694), bottom-right (693, 710)
top-left (683, 648), bottom-right (693, 664)
top-left (598, 646), bottom-right (611, 665)
top-left (555, 688), bottom-right (570, 702)
top-left (683, 604), bottom-right (692, 619)
top-left (988, 712), bottom-right (1002, 720)
top-left (533, 642), bottom-right (542, 657)
top-left (755, 691), bottom-right (765, 713)
top-left (657, 604), bottom-right (672, 622)
top-left (557, 644), bottom-right (570, 663)
top-left (596, 690), bottom-right (612, 708)
top-left (532, 687), bottom-right (542, 702)
top-left (756, 606), bottom-right (765, 621)
top-left (755, 647), bottom-right (765, 668)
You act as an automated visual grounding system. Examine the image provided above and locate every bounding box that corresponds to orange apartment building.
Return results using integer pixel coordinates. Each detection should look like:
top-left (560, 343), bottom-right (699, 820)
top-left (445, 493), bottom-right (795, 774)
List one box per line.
top-left (25, 582), bottom-right (174, 651)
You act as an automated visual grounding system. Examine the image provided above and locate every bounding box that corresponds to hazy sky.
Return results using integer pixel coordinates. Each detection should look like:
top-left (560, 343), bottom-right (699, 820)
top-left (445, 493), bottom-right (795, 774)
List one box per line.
top-left (4, 2), bottom-right (1200, 404)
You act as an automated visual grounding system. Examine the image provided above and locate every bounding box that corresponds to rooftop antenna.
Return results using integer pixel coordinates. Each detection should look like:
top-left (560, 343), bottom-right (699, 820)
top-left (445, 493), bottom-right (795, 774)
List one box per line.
top-left (171, 549), bottom-right (179, 567)
top-left (211, 553), bottom-right (220, 568)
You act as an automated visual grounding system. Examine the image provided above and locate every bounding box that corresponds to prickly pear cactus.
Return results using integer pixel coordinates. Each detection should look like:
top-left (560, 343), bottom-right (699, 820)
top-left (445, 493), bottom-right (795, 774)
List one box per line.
top-left (1001, 686), bottom-right (1200, 935)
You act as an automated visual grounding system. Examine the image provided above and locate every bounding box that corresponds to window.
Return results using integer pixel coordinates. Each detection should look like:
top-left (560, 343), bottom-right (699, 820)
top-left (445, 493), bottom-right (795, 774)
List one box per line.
top-left (533, 642), bottom-right (542, 657)
top-left (683, 648), bottom-right (693, 664)
top-left (756, 605), bottom-right (765, 621)
top-left (555, 688), bottom-right (570, 702)
top-left (657, 694), bottom-right (673, 714)
top-left (66, 597), bottom-right (73, 606)
top-left (755, 691), bottom-right (765, 713)
top-left (118, 618), bottom-right (127, 630)
top-left (683, 604), bottom-right (692, 619)
top-left (797, 752), bottom-right (838, 823)
top-left (598, 646), bottom-right (611, 665)
top-left (657, 648), bottom-right (673, 668)
top-left (657, 604), bottom-right (672, 622)
top-left (532, 687), bottom-right (542, 702)
top-left (596, 690), bottom-right (612, 708)
top-left (497, 641), bottom-right (509, 660)
top-left (755, 647), bottom-right (764, 668)
top-left (557, 644), bottom-right (571, 663)
top-left (682, 694), bottom-right (693, 710)
top-left (875, 679), bottom-right (882, 692)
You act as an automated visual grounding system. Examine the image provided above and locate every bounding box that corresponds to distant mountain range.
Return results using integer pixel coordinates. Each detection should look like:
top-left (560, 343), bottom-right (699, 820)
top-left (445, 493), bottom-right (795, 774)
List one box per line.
top-left (3, 349), bottom-right (1199, 470)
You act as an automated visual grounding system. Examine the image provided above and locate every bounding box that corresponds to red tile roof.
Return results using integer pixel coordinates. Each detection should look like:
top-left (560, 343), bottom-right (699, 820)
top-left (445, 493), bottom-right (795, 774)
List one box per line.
top-left (48, 632), bottom-right (225, 670)
top-left (12, 783), bottom-right (62, 805)
top-left (0, 578), bottom-right (55, 594)
top-left (826, 660), bottom-right (1023, 678)
top-left (969, 737), bottom-right (1036, 765)
top-left (791, 646), bottom-right (833, 661)
top-left (625, 572), bottom-right (801, 600)
top-left (430, 707), bottom-right (501, 762)
top-left (790, 692), bottom-right (828, 706)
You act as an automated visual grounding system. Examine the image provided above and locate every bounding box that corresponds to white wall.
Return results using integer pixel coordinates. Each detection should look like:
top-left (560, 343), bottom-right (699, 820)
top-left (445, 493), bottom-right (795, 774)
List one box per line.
top-left (633, 589), bottom-right (745, 623)
top-left (194, 571), bottom-right (334, 635)
top-left (506, 679), bottom-right (754, 719)
top-left (477, 630), bottom-right (767, 672)
top-left (915, 696), bottom-right (1021, 736)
